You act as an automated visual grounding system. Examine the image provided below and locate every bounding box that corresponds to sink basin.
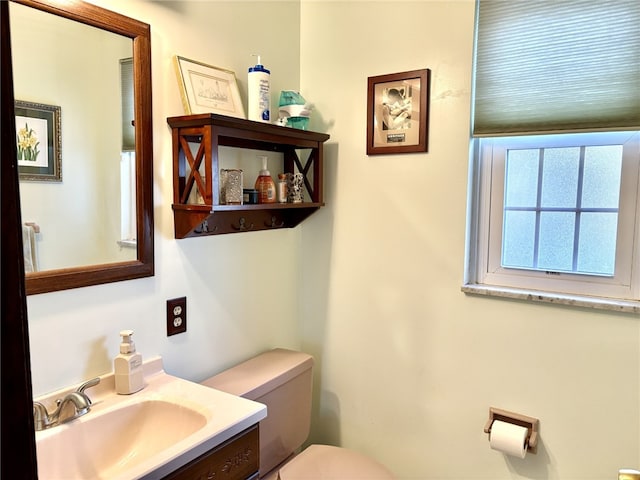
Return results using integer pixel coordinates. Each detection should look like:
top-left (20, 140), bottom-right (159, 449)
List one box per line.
top-left (37, 400), bottom-right (207, 479)
top-left (34, 356), bottom-right (267, 480)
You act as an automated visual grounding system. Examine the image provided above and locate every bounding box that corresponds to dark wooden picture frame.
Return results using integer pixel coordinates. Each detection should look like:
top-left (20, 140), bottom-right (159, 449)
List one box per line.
top-left (15, 100), bottom-right (62, 181)
top-left (366, 68), bottom-right (430, 155)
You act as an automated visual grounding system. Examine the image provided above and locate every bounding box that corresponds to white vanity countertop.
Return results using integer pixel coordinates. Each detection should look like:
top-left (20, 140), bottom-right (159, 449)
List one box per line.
top-left (34, 356), bottom-right (267, 480)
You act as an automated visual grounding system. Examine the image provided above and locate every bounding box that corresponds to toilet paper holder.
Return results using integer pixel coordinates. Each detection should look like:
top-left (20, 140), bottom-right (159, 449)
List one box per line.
top-left (484, 407), bottom-right (539, 454)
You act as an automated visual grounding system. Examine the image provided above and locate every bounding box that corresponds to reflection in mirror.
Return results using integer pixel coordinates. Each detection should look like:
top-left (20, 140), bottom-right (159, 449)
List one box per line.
top-left (9, 0), bottom-right (154, 295)
top-left (11, 2), bottom-right (137, 271)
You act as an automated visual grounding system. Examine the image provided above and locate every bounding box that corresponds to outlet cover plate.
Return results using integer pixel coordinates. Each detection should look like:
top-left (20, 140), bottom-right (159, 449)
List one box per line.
top-left (166, 297), bottom-right (187, 336)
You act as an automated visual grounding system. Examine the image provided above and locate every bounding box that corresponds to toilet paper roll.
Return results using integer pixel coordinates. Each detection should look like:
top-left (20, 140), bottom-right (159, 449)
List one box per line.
top-left (489, 420), bottom-right (528, 458)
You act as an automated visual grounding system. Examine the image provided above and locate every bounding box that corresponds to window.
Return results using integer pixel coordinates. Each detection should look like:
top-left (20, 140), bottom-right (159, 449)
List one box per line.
top-left (464, 1), bottom-right (640, 311)
top-left (119, 151), bottom-right (136, 245)
top-left (119, 58), bottom-right (136, 247)
top-left (466, 132), bottom-right (640, 308)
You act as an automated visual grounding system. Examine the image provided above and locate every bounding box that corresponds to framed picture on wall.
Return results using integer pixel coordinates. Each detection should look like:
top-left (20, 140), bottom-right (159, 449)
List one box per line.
top-left (174, 55), bottom-right (246, 119)
top-left (366, 69), bottom-right (431, 155)
top-left (15, 100), bottom-right (62, 182)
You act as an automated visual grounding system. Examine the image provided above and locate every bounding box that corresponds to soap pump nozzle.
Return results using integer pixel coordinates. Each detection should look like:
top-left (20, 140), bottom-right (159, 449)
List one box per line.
top-left (251, 53), bottom-right (262, 67)
top-left (119, 329), bottom-right (136, 354)
top-left (259, 155), bottom-right (269, 175)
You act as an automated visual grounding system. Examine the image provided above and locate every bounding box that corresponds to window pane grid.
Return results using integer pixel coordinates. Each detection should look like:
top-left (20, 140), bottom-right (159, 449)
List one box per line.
top-left (502, 145), bottom-right (620, 276)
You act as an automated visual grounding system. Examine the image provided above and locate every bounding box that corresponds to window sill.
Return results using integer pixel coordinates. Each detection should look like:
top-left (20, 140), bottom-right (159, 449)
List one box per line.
top-left (461, 284), bottom-right (640, 315)
top-left (117, 239), bottom-right (137, 249)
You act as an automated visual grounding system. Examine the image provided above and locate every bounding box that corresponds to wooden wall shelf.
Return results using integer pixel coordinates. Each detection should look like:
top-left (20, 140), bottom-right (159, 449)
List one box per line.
top-left (168, 114), bottom-right (330, 238)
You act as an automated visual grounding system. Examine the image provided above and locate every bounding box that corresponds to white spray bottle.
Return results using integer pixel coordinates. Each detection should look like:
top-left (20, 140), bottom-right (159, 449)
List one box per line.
top-left (248, 54), bottom-right (270, 123)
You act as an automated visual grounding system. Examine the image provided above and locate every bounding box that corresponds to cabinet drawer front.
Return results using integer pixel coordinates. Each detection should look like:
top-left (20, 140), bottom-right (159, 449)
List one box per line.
top-left (163, 425), bottom-right (259, 480)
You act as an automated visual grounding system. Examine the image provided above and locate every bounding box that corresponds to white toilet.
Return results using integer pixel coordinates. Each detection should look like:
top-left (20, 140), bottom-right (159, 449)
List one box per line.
top-left (202, 348), bottom-right (395, 480)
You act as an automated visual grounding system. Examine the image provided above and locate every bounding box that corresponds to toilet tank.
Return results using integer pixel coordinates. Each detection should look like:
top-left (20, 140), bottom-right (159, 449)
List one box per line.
top-left (202, 348), bottom-right (314, 477)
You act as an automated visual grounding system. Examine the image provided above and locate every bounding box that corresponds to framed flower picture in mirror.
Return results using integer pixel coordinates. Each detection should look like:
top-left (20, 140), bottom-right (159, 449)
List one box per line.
top-left (15, 100), bottom-right (61, 182)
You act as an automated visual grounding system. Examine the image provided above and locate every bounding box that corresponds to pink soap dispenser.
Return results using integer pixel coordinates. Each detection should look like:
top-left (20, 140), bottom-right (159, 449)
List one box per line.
top-left (255, 155), bottom-right (276, 204)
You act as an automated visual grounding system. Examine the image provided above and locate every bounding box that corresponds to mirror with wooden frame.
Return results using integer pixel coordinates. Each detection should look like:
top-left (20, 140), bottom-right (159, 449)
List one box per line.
top-left (9, 0), bottom-right (154, 295)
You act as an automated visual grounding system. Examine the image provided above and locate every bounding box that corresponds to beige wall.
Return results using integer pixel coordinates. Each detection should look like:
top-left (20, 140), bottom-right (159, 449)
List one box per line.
top-left (26, 0), bottom-right (303, 392)
top-left (299, 1), bottom-right (639, 479)
top-left (21, 1), bottom-right (639, 479)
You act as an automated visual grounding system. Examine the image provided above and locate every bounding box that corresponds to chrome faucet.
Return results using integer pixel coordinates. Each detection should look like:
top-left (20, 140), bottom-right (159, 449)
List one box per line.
top-left (33, 377), bottom-right (100, 431)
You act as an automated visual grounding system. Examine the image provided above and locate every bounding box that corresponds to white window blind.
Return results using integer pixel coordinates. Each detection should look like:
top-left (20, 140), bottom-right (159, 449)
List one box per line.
top-left (473, 0), bottom-right (640, 137)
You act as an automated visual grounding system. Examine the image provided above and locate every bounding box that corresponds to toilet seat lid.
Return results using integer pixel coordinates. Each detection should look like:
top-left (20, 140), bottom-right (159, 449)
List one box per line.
top-left (278, 444), bottom-right (395, 480)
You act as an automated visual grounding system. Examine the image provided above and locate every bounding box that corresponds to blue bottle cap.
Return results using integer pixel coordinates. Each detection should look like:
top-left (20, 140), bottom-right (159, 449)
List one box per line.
top-left (249, 54), bottom-right (270, 74)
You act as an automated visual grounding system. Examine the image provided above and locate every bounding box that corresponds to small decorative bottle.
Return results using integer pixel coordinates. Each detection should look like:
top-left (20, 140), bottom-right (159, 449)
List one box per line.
top-left (255, 156), bottom-right (276, 203)
top-left (277, 173), bottom-right (288, 203)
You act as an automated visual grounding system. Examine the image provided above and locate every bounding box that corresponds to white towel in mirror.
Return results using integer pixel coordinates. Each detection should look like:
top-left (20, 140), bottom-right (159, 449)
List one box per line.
top-left (22, 224), bottom-right (39, 273)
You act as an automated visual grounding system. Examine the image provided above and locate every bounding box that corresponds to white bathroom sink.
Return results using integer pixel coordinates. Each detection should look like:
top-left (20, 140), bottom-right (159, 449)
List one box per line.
top-left (34, 357), bottom-right (267, 480)
top-left (37, 400), bottom-right (206, 478)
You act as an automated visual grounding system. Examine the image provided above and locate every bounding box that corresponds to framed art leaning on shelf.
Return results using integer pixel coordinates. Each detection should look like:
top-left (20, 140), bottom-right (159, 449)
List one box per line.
top-left (174, 55), bottom-right (245, 119)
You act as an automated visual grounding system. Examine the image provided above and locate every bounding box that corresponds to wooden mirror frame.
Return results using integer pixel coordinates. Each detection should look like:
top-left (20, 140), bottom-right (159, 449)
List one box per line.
top-left (2, 0), bottom-right (38, 474)
top-left (13, 0), bottom-right (154, 295)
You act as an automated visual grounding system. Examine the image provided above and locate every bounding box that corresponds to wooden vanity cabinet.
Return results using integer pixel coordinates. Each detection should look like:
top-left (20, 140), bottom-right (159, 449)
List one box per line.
top-left (167, 114), bottom-right (330, 238)
top-left (161, 424), bottom-right (259, 480)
